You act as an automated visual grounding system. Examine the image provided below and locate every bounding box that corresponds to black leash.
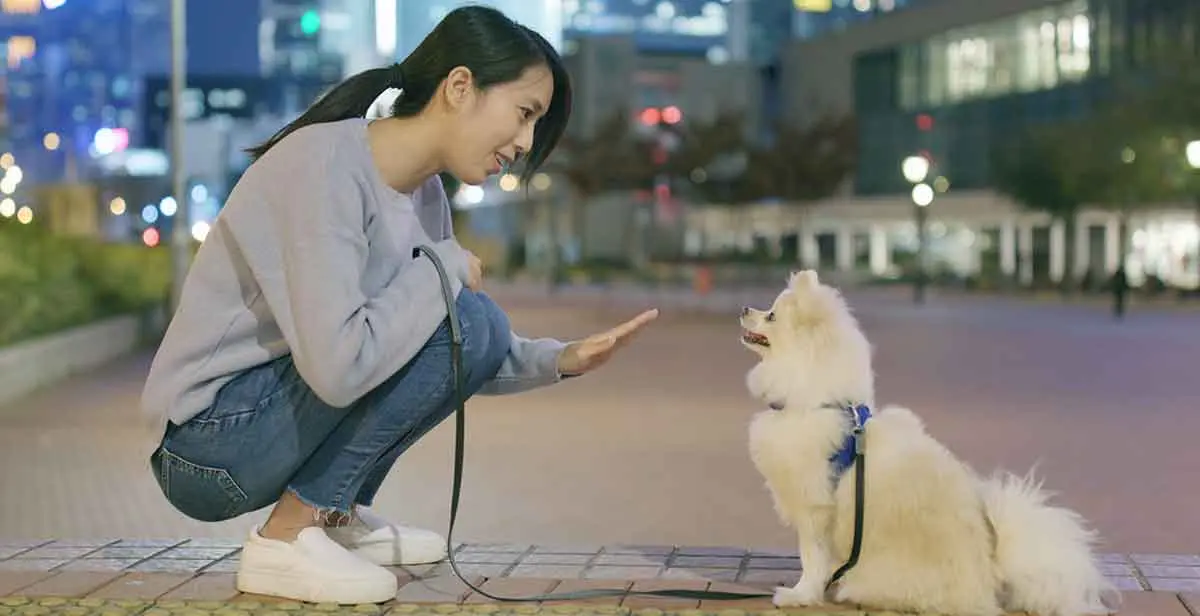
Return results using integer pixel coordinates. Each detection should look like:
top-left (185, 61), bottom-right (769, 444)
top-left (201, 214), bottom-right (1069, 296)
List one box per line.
top-left (826, 419), bottom-right (866, 590)
top-left (414, 246), bottom-right (866, 603)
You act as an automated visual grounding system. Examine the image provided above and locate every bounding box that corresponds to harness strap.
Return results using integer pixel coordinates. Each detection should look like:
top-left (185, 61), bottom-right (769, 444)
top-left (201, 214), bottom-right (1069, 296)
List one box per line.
top-left (824, 402), bottom-right (872, 479)
top-left (817, 401), bottom-right (870, 590)
top-left (414, 245), bottom-right (865, 602)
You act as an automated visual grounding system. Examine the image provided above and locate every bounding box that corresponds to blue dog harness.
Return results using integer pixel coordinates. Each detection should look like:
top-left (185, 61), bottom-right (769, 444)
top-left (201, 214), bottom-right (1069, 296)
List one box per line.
top-left (768, 400), bottom-right (872, 480)
top-left (826, 402), bottom-right (872, 479)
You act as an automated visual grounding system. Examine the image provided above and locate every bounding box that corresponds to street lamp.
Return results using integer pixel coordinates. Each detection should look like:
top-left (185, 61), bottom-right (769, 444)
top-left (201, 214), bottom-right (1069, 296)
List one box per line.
top-left (1186, 140), bottom-right (1200, 170)
top-left (902, 155), bottom-right (934, 304)
top-left (902, 155), bottom-right (929, 184)
top-left (911, 182), bottom-right (934, 207)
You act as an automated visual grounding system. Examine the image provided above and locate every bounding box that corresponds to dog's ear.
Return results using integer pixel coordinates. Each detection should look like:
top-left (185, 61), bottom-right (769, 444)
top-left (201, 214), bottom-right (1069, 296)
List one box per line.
top-left (788, 270), bottom-right (820, 291)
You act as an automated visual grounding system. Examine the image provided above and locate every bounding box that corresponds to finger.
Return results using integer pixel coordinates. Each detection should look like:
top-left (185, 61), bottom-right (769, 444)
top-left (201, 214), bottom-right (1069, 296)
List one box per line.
top-left (611, 313), bottom-right (657, 345)
top-left (582, 334), bottom-right (616, 352)
top-left (607, 309), bottom-right (659, 339)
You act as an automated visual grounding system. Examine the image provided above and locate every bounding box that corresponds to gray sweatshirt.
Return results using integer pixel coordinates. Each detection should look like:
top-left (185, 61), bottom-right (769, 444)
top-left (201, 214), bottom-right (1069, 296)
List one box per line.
top-left (141, 118), bottom-right (565, 428)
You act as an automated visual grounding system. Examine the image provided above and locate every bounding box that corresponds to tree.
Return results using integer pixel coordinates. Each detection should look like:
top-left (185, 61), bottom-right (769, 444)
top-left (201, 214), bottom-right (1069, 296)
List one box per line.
top-left (743, 113), bottom-right (858, 201)
top-left (1078, 42), bottom-right (1200, 217)
top-left (1107, 47), bottom-right (1200, 260)
top-left (1061, 96), bottom-right (1184, 271)
top-left (738, 113), bottom-right (859, 266)
top-left (664, 112), bottom-right (752, 204)
top-left (554, 111), bottom-right (657, 198)
top-left (990, 124), bottom-right (1090, 289)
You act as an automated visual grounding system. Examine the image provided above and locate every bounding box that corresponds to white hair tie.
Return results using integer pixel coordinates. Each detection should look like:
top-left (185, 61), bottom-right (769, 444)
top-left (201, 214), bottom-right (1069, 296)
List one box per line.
top-left (366, 87), bottom-right (403, 120)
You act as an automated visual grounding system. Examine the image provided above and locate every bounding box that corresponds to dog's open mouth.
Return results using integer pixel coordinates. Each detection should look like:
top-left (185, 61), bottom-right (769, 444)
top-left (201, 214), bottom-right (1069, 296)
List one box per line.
top-left (742, 330), bottom-right (770, 347)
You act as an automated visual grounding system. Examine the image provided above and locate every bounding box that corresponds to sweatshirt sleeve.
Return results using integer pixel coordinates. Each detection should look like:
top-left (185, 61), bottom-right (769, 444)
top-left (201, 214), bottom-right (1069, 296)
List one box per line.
top-left (237, 136), bottom-right (470, 408)
top-left (426, 175), bottom-right (567, 396)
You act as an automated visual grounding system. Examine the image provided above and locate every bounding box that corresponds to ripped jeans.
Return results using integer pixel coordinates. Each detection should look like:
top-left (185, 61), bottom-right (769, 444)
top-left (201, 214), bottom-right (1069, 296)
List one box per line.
top-left (149, 289), bottom-right (512, 523)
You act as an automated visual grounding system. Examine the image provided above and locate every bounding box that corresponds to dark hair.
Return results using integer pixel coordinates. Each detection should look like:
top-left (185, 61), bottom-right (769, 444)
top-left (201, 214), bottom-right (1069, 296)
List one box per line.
top-left (245, 4), bottom-right (571, 183)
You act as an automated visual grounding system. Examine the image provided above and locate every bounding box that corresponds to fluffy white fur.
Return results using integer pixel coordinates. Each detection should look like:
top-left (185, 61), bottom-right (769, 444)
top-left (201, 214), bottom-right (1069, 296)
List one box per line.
top-left (740, 270), bottom-right (1117, 616)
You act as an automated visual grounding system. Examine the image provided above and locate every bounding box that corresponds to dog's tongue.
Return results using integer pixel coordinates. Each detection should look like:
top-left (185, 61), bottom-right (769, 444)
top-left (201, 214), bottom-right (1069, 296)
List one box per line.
top-left (743, 331), bottom-right (768, 345)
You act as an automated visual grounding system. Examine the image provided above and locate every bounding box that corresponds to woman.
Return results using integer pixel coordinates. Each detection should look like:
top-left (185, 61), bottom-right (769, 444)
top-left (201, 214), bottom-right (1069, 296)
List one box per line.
top-left (140, 5), bottom-right (657, 605)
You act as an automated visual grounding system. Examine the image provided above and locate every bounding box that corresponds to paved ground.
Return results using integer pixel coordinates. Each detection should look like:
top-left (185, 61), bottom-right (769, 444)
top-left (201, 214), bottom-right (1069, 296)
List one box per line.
top-left (2, 282), bottom-right (1198, 557)
top-left (0, 539), bottom-right (1197, 615)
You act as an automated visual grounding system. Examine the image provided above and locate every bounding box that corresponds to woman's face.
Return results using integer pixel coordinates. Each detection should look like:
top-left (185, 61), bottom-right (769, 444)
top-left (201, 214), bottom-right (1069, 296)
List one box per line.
top-left (441, 63), bottom-right (554, 186)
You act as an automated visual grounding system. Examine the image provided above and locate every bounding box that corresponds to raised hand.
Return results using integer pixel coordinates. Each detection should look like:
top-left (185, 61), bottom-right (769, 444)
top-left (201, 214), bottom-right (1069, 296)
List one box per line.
top-left (556, 309), bottom-right (659, 376)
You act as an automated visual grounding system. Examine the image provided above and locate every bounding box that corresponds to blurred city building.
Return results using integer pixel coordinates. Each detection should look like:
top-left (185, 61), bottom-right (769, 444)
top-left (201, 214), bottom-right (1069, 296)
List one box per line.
top-left (1, 0), bottom-right (1195, 292)
top-left (749, 0), bottom-right (1200, 288)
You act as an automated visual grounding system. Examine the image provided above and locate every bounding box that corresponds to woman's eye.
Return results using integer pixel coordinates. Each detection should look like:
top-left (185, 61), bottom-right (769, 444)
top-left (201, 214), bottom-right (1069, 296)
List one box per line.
top-left (520, 107), bottom-right (534, 120)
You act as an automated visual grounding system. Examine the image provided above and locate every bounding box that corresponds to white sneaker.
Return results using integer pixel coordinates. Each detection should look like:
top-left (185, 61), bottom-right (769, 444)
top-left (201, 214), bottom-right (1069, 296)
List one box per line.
top-left (326, 508), bottom-right (448, 566)
top-left (236, 526), bottom-right (398, 604)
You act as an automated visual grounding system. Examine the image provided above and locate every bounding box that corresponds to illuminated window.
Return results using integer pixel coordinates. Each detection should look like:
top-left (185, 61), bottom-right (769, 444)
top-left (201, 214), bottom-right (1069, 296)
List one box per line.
top-left (915, 0), bottom-right (1092, 107)
top-left (1057, 12), bottom-right (1091, 79)
top-left (6, 36), bottom-right (36, 69)
top-left (1, 0), bottom-right (39, 14)
top-left (793, 0), bottom-right (832, 11)
top-left (946, 37), bottom-right (992, 101)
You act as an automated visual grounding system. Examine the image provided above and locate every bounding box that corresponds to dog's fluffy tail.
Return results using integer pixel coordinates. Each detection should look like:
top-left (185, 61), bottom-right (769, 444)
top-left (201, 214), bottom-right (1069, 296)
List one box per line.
top-left (980, 470), bottom-right (1119, 616)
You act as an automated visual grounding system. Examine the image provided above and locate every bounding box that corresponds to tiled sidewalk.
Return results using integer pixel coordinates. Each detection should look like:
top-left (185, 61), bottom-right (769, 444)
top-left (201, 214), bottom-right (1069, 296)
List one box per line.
top-left (2, 541), bottom-right (1200, 615)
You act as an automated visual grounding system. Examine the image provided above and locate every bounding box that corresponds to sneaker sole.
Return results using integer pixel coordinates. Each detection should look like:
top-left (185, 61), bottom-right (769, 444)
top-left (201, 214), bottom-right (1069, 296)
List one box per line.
top-left (236, 568), bottom-right (398, 604)
top-left (350, 543), bottom-right (448, 567)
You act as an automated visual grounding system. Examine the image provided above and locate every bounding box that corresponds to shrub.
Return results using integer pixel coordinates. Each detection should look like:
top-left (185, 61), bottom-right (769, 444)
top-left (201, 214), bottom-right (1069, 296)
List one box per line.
top-left (0, 225), bottom-right (170, 347)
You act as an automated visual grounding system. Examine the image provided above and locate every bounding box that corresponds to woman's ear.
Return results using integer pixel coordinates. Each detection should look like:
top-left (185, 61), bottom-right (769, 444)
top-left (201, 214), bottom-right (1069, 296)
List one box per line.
top-left (442, 65), bottom-right (476, 111)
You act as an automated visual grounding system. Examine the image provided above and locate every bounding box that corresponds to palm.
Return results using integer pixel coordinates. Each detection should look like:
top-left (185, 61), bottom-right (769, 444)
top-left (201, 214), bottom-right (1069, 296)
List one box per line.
top-left (558, 309), bottom-right (658, 376)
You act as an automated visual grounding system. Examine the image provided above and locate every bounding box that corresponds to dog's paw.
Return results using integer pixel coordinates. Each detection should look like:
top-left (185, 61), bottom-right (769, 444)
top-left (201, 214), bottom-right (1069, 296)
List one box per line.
top-left (773, 585), bottom-right (824, 607)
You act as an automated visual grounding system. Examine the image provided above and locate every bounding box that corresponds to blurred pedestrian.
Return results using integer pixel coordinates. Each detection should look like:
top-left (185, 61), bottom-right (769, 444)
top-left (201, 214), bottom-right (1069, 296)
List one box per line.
top-left (1110, 266), bottom-right (1129, 319)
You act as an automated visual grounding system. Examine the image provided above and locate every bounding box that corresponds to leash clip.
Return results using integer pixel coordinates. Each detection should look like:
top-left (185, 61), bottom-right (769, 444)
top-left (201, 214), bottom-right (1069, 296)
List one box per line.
top-left (850, 404), bottom-right (870, 454)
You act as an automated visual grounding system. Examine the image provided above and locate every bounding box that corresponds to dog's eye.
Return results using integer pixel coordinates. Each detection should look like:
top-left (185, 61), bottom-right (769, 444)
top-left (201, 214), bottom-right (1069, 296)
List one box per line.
top-left (766, 312), bottom-right (775, 322)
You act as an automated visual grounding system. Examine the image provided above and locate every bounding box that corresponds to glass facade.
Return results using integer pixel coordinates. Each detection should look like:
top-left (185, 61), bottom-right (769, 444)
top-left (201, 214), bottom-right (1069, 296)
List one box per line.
top-left (852, 0), bottom-right (1200, 196)
top-left (897, 0), bottom-right (1092, 110)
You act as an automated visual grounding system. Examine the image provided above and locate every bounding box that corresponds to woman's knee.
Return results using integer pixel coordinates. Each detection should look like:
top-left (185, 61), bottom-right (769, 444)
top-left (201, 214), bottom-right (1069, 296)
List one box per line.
top-left (454, 290), bottom-right (512, 376)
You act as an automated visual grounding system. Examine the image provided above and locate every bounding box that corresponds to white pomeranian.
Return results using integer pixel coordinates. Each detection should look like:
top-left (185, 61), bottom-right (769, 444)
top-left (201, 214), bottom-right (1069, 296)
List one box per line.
top-left (740, 270), bottom-right (1117, 616)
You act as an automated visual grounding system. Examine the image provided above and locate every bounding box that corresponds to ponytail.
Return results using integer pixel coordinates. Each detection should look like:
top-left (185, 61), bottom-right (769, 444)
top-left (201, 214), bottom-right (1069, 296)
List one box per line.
top-left (245, 64), bottom-right (403, 161)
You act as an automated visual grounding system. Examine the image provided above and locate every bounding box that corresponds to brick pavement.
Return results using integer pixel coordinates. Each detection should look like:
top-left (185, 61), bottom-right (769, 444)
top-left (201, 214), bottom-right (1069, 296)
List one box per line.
top-left (4, 283), bottom-right (1200, 615)
top-left (2, 540), bottom-right (1199, 614)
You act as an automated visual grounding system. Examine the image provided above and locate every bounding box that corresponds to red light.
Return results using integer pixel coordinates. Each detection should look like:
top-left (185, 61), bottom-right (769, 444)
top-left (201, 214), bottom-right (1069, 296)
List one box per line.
top-left (654, 183), bottom-right (671, 202)
top-left (661, 105), bottom-right (682, 124)
top-left (142, 227), bottom-right (160, 247)
top-left (639, 107), bottom-right (661, 126)
top-left (916, 114), bottom-right (934, 131)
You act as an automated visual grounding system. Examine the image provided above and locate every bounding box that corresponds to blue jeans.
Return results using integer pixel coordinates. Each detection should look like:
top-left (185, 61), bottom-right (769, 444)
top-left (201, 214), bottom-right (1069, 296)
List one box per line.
top-left (149, 290), bottom-right (512, 523)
